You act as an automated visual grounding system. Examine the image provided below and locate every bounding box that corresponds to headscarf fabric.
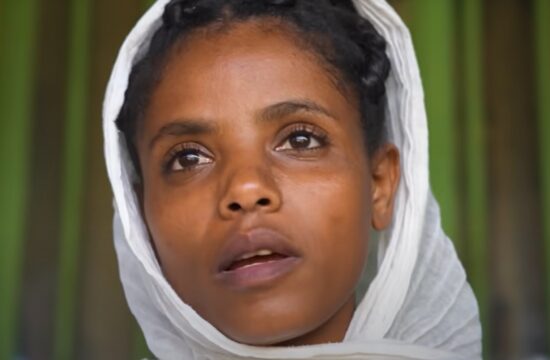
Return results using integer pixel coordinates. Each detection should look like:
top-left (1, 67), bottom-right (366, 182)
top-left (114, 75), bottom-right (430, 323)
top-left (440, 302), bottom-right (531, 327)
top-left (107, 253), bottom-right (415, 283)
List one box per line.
top-left (102, 0), bottom-right (482, 358)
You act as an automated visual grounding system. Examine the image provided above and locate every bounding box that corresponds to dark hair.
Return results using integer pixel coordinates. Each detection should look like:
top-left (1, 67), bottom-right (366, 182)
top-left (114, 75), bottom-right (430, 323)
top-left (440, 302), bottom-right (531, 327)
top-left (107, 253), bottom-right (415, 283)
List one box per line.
top-left (116, 0), bottom-right (391, 175)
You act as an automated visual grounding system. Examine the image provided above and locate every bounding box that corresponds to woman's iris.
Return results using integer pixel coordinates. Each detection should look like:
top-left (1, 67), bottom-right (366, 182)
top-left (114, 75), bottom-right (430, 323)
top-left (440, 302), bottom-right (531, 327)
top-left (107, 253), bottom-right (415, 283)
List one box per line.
top-left (277, 129), bottom-right (324, 152)
top-left (169, 148), bottom-right (213, 172)
top-left (289, 134), bottom-right (312, 149)
top-left (178, 152), bottom-right (201, 168)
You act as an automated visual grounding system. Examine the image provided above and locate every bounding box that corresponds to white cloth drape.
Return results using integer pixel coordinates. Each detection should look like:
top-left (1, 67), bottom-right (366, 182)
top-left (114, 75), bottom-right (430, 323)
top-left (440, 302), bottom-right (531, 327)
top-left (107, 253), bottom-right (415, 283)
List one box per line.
top-left (102, 0), bottom-right (482, 358)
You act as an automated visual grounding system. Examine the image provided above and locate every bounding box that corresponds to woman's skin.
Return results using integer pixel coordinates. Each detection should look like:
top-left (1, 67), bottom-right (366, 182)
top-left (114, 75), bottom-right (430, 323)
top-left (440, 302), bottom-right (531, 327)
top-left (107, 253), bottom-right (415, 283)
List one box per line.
top-left (135, 20), bottom-right (400, 346)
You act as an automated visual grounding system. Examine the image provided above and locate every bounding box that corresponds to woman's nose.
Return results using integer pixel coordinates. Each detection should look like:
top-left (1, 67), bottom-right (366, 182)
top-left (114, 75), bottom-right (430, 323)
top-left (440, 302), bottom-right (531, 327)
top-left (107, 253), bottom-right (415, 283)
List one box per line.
top-left (218, 166), bottom-right (282, 219)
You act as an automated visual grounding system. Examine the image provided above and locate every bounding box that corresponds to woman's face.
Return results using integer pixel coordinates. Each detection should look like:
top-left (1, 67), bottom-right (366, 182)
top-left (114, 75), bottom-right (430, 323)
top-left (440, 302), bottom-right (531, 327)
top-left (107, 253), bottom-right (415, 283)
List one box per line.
top-left (135, 20), bottom-right (399, 346)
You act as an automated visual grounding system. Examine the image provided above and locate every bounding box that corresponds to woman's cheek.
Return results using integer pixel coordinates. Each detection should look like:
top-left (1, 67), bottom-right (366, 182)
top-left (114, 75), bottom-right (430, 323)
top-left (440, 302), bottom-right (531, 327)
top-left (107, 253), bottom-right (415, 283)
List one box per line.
top-left (283, 166), bottom-right (370, 254)
top-left (144, 187), bottom-right (203, 268)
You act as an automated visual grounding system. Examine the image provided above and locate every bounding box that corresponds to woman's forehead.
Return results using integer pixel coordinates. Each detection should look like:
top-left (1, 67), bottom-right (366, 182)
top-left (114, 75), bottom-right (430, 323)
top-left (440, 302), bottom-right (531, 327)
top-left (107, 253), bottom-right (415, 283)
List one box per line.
top-left (142, 21), bottom-right (359, 133)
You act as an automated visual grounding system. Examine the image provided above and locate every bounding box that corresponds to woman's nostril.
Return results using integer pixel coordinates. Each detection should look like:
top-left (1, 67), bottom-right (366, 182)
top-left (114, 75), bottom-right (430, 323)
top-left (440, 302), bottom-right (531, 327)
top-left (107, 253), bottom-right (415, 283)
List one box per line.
top-left (228, 202), bottom-right (241, 212)
top-left (225, 198), bottom-right (273, 214)
top-left (257, 198), bottom-right (271, 206)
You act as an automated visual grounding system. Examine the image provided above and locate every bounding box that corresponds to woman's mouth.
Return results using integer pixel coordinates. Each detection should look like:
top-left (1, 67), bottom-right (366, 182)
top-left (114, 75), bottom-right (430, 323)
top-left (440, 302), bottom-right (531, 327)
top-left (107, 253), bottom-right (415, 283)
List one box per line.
top-left (215, 228), bottom-right (302, 289)
top-left (225, 249), bottom-right (288, 271)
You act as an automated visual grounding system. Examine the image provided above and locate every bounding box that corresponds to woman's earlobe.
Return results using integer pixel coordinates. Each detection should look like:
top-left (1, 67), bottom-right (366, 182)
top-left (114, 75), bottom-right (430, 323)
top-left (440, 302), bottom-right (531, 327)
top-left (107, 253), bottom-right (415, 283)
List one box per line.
top-left (370, 143), bottom-right (400, 230)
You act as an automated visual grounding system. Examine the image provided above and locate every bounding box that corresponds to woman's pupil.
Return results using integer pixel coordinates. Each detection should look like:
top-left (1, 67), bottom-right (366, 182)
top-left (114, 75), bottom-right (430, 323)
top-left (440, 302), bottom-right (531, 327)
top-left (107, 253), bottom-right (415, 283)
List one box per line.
top-left (178, 152), bottom-right (199, 167)
top-left (290, 134), bottom-right (311, 149)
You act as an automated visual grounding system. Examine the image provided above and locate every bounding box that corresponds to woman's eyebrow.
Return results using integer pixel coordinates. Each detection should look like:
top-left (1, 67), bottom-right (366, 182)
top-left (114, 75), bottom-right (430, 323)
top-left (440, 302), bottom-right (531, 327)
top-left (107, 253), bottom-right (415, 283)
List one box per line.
top-left (149, 119), bottom-right (216, 150)
top-left (258, 99), bottom-right (337, 123)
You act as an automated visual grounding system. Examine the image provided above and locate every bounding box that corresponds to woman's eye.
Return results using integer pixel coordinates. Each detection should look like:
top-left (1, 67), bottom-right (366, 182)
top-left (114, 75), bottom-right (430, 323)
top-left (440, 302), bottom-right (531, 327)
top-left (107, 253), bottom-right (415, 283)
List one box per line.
top-left (170, 149), bottom-right (213, 172)
top-left (277, 131), bottom-right (323, 151)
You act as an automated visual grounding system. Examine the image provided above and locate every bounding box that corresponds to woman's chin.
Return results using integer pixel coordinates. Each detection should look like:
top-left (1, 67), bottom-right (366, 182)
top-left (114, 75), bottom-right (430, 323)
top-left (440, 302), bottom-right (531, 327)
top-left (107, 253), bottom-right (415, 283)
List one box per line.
top-left (215, 295), bottom-right (356, 347)
top-left (222, 326), bottom-right (313, 347)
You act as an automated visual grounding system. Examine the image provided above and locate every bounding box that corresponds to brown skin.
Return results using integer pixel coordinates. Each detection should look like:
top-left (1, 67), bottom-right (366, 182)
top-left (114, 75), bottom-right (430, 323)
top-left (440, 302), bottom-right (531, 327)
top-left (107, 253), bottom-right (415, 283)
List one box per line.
top-left (135, 20), bottom-right (400, 346)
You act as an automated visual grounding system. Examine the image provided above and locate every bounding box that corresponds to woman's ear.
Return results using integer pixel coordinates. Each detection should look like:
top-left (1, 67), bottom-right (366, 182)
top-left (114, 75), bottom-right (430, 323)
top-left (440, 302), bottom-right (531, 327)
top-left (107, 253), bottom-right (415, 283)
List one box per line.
top-left (370, 143), bottom-right (400, 230)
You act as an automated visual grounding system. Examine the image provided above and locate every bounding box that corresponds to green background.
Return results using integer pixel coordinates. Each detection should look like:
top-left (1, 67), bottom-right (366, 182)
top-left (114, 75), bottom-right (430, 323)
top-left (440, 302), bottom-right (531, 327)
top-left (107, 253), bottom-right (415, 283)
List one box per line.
top-left (1, 0), bottom-right (549, 358)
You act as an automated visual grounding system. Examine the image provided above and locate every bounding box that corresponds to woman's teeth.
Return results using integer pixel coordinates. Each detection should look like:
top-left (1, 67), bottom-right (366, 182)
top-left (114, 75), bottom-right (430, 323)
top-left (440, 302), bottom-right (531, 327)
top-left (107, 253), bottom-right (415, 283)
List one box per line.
top-left (237, 249), bottom-right (274, 261)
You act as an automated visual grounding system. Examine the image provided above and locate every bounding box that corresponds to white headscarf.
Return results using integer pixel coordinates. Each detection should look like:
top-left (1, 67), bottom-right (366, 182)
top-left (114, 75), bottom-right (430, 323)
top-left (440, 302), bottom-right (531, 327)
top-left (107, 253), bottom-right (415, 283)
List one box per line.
top-left (103, 0), bottom-right (483, 358)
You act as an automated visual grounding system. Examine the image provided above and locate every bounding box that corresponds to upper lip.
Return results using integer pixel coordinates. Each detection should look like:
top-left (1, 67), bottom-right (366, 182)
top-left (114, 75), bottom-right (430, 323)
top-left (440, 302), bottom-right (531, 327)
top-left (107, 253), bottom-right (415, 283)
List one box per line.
top-left (216, 227), bottom-right (301, 273)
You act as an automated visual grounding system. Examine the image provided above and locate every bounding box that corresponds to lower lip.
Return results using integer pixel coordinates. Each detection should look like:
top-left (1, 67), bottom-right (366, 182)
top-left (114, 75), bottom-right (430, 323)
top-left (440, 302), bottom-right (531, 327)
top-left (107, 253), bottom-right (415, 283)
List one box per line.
top-left (215, 256), bottom-right (301, 289)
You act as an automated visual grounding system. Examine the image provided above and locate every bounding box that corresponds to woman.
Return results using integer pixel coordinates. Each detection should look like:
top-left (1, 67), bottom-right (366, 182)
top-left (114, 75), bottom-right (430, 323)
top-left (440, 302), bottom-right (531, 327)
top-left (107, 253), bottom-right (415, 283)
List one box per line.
top-left (103, 0), bottom-right (482, 358)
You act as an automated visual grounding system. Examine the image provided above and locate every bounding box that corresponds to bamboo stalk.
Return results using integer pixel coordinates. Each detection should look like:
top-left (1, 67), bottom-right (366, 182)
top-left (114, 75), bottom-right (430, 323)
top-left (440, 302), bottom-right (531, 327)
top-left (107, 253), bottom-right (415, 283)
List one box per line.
top-left (535, 0), bottom-right (550, 349)
top-left (462, 0), bottom-right (489, 356)
top-left (53, 0), bottom-right (91, 357)
top-left (0, 0), bottom-right (38, 358)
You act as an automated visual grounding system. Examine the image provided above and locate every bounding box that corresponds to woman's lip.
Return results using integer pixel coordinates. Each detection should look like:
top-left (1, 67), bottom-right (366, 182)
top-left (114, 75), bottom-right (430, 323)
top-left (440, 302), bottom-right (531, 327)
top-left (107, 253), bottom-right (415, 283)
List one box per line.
top-left (215, 227), bottom-right (301, 273)
top-left (215, 256), bottom-right (302, 289)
